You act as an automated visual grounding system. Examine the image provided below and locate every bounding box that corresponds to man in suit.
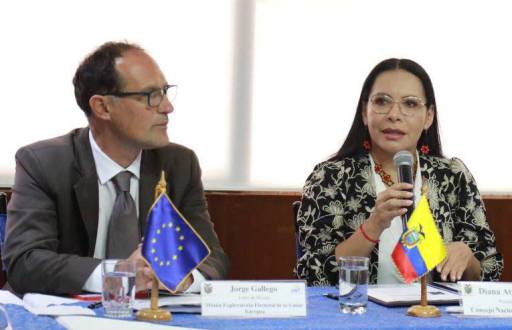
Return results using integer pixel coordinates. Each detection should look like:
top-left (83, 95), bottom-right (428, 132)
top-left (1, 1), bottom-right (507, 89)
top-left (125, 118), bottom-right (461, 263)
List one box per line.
top-left (3, 41), bottom-right (229, 294)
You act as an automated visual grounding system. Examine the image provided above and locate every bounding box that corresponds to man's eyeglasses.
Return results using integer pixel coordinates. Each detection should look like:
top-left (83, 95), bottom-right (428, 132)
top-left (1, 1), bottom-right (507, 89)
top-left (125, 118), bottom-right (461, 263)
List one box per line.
top-left (105, 84), bottom-right (177, 108)
top-left (369, 93), bottom-right (426, 117)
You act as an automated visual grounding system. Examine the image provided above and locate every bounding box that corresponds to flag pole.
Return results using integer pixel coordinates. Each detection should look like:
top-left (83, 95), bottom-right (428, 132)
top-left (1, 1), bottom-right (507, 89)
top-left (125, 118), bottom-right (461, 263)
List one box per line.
top-left (406, 275), bottom-right (441, 317)
top-left (420, 275), bottom-right (427, 306)
top-left (136, 171), bottom-right (172, 322)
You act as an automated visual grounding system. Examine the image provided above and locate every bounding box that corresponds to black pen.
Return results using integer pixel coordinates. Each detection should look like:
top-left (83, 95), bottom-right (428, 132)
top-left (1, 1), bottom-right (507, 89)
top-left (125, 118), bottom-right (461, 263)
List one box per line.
top-left (87, 302), bottom-right (102, 309)
top-left (323, 293), bottom-right (338, 300)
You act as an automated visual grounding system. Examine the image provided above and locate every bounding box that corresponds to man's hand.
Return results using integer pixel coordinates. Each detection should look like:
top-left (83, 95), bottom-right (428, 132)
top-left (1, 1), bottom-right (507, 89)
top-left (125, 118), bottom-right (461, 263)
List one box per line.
top-left (126, 245), bottom-right (152, 291)
top-left (160, 274), bottom-right (194, 293)
top-left (126, 245), bottom-right (194, 292)
top-left (176, 274), bottom-right (193, 292)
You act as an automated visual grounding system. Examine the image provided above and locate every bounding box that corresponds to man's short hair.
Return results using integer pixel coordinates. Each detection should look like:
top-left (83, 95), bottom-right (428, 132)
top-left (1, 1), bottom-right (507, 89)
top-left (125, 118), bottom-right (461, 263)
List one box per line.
top-left (72, 41), bottom-right (144, 116)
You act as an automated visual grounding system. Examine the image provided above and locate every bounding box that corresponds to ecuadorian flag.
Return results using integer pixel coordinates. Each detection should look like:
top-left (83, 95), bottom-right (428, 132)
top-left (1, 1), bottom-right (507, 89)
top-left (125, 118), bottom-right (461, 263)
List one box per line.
top-left (391, 195), bottom-right (447, 283)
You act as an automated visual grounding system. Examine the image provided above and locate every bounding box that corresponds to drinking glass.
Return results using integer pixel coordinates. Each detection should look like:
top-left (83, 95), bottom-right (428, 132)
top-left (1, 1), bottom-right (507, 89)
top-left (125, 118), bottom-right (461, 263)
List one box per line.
top-left (101, 259), bottom-right (136, 318)
top-left (338, 256), bottom-right (369, 314)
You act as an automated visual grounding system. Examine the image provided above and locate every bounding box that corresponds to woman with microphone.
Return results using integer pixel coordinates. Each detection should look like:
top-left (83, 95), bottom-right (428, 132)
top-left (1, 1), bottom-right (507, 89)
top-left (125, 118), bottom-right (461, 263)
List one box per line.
top-left (295, 58), bottom-right (503, 286)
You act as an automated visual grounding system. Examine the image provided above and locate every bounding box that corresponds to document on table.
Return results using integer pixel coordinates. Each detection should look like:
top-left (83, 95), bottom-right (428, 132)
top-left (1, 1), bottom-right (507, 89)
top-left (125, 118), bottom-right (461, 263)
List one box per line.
top-left (133, 293), bottom-right (201, 314)
top-left (0, 290), bottom-right (22, 306)
top-left (22, 293), bottom-right (94, 316)
top-left (430, 281), bottom-right (459, 292)
top-left (57, 316), bottom-right (202, 330)
top-left (368, 283), bottom-right (460, 307)
top-left (1, 291), bottom-right (94, 322)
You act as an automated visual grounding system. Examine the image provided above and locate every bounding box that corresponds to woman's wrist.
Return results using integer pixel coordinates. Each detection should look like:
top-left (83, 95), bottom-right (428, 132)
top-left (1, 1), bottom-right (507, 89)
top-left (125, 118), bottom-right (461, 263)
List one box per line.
top-left (363, 216), bottom-right (383, 240)
top-left (360, 222), bottom-right (380, 244)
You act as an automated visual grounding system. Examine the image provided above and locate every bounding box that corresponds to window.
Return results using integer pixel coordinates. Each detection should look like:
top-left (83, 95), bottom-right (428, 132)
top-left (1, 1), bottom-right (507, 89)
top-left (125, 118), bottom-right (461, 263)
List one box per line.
top-left (1, 0), bottom-right (511, 192)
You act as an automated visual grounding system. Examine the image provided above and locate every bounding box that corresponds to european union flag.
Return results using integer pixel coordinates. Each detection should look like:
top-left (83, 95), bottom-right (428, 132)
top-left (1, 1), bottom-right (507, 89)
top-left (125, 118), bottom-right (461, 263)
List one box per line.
top-left (142, 192), bottom-right (210, 292)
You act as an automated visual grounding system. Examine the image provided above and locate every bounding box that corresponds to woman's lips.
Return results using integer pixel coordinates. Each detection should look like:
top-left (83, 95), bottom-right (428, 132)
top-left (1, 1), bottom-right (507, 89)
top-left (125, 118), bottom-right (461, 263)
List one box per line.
top-left (382, 128), bottom-right (405, 141)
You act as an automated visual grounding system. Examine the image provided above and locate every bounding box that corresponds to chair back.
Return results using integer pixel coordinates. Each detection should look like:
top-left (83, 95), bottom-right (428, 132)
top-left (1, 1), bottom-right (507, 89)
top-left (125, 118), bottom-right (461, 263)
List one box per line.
top-left (0, 193), bottom-right (7, 288)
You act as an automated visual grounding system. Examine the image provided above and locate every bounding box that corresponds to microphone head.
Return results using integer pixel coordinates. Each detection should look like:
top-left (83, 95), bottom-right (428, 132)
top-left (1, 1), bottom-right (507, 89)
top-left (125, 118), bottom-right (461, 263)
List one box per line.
top-left (393, 150), bottom-right (414, 167)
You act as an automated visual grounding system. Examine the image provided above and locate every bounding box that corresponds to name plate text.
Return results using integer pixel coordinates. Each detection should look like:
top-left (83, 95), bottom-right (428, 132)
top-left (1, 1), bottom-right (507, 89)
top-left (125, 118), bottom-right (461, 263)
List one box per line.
top-left (460, 281), bottom-right (512, 316)
top-left (201, 281), bottom-right (307, 318)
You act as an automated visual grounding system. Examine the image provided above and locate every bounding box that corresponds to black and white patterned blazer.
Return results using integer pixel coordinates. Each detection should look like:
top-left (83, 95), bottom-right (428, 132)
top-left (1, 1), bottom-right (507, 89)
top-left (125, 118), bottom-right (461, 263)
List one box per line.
top-left (295, 153), bottom-right (503, 285)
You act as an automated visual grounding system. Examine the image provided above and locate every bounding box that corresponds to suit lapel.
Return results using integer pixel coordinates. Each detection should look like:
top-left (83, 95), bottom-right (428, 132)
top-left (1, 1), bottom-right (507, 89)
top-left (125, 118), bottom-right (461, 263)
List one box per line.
top-left (72, 128), bottom-right (99, 256)
top-left (139, 150), bottom-right (161, 232)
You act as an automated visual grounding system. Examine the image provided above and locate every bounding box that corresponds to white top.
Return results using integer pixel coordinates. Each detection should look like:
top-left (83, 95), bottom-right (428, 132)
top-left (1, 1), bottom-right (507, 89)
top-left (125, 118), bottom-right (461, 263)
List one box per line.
top-left (83, 130), bottom-right (204, 292)
top-left (369, 153), bottom-right (422, 284)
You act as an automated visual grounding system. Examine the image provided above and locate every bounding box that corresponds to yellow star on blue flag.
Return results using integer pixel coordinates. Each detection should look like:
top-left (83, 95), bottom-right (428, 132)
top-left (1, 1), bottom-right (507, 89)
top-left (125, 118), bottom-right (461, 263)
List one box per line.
top-left (142, 192), bottom-right (210, 292)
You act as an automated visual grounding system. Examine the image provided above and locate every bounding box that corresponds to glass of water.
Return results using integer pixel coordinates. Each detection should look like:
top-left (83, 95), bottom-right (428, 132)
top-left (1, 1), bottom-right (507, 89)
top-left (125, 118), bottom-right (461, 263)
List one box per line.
top-left (338, 256), bottom-right (369, 314)
top-left (101, 259), bottom-right (136, 318)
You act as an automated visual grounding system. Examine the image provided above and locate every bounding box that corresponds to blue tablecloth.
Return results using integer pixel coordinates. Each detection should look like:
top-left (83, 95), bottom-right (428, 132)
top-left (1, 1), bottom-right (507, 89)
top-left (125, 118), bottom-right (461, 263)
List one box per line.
top-left (1, 304), bottom-right (66, 330)
top-left (3, 287), bottom-right (512, 329)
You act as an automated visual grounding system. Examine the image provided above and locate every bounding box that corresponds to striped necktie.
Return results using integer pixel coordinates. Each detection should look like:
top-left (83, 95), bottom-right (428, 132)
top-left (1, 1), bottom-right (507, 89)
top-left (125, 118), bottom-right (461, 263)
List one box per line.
top-left (106, 171), bottom-right (140, 258)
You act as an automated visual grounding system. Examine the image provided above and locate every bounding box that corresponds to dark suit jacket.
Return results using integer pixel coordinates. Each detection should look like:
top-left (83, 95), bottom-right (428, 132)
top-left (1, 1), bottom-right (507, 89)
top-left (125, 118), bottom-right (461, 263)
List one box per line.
top-left (3, 128), bottom-right (229, 294)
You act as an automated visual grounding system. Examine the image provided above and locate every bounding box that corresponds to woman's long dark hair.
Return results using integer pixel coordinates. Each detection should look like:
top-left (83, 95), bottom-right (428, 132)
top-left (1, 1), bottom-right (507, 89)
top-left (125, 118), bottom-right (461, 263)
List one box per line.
top-left (330, 58), bottom-right (443, 161)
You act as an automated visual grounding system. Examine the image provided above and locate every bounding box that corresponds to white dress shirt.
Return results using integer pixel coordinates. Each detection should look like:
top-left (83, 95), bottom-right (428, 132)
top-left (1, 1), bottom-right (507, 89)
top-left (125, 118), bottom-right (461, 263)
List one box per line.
top-left (369, 153), bottom-right (422, 284)
top-left (83, 130), bottom-right (204, 292)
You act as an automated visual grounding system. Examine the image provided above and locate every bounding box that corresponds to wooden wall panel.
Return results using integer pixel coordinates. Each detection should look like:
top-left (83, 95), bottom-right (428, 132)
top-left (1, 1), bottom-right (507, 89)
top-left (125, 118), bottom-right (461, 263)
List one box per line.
top-left (483, 197), bottom-right (512, 281)
top-left (205, 192), bottom-right (300, 280)
top-left (205, 192), bottom-right (512, 282)
top-left (1, 188), bottom-right (511, 283)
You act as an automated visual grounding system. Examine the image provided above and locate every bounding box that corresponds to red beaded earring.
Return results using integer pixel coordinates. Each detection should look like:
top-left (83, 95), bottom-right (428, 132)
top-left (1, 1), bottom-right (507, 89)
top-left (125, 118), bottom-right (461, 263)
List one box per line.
top-left (419, 128), bottom-right (429, 155)
top-left (363, 140), bottom-right (371, 151)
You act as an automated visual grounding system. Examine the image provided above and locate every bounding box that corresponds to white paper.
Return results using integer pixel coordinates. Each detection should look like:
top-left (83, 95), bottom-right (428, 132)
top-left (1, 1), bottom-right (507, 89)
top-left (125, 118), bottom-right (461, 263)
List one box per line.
top-left (22, 293), bottom-right (94, 316)
top-left (446, 306), bottom-right (463, 314)
top-left (163, 305), bottom-right (201, 314)
top-left (23, 293), bottom-right (79, 308)
top-left (368, 284), bottom-right (460, 305)
top-left (133, 293), bottom-right (201, 310)
top-left (0, 290), bottom-right (23, 306)
top-left (432, 282), bottom-right (460, 292)
top-left (57, 316), bottom-right (202, 330)
top-left (25, 305), bottom-right (95, 316)
top-left (446, 305), bottom-right (510, 319)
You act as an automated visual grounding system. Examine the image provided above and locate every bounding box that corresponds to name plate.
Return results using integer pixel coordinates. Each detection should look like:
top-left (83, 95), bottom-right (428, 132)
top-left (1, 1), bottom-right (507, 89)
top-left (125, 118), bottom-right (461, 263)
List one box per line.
top-left (459, 281), bottom-right (512, 316)
top-left (201, 280), bottom-right (307, 317)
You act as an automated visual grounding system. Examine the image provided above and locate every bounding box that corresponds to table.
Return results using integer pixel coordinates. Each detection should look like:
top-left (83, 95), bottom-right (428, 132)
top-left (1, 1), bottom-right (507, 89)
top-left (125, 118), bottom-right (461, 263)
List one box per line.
top-left (3, 287), bottom-right (512, 329)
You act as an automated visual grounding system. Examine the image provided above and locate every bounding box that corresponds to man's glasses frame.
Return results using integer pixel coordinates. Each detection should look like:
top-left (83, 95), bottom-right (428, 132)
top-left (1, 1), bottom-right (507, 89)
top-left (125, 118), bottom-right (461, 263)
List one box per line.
top-left (104, 84), bottom-right (177, 108)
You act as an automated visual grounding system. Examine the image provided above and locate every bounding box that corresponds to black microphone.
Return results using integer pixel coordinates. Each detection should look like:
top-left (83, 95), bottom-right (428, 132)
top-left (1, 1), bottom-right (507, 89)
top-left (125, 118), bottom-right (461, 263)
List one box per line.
top-left (393, 151), bottom-right (414, 230)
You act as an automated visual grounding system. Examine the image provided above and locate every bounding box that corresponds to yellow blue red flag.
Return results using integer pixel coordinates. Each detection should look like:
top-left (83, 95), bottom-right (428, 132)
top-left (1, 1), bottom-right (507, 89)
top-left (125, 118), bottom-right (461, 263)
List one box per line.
top-left (142, 192), bottom-right (210, 292)
top-left (391, 195), bottom-right (447, 283)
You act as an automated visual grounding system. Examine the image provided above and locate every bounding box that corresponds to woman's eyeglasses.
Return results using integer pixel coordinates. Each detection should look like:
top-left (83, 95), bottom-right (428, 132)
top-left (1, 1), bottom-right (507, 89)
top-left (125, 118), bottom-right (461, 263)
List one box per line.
top-left (369, 94), bottom-right (426, 117)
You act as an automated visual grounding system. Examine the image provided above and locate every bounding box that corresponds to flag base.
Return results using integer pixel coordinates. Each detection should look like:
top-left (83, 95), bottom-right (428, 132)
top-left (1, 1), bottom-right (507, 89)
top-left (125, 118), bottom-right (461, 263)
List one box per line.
top-left (407, 305), bottom-right (441, 318)
top-left (136, 308), bottom-right (172, 321)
